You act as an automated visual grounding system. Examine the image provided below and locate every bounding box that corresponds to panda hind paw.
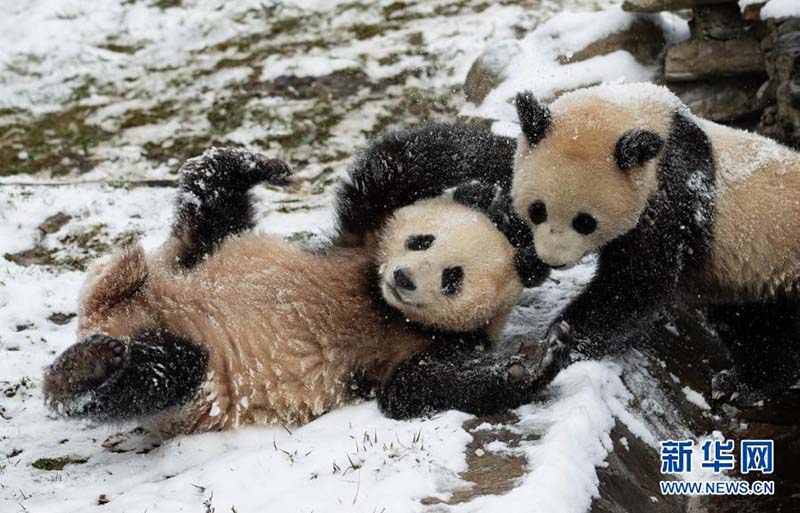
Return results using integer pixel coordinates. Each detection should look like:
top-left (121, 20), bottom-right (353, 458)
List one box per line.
top-left (44, 335), bottom-right (128, 405)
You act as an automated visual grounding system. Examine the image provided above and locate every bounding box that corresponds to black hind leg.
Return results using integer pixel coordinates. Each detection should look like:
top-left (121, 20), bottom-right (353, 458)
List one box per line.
top-left (44, 331), bottom-right (208, 421)
top-left (172, 147), bottom-right (291, 268)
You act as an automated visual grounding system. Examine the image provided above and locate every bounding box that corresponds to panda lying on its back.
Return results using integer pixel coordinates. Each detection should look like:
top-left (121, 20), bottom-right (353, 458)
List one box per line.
top-left (511, 82), bottom-right (800, 359)
top-left (43, 148), bottom-right (567, 432)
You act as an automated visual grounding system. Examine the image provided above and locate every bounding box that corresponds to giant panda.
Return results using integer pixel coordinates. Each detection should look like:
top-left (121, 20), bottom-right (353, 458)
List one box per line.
top-left (510, 82), bottom-right (800, 364)
top-left (43, 148), bottom-right (567, 433)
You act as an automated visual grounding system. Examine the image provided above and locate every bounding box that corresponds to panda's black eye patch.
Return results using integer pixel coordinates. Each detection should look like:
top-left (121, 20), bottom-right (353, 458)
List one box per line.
top-left (441, 266), bottom-right (464, 297)
top-left (572, 213), bottom-right (597, 235)
top-left (528, 200), bottom-right (547, 224)
top-left (406, 234), bottom-right (435, 251)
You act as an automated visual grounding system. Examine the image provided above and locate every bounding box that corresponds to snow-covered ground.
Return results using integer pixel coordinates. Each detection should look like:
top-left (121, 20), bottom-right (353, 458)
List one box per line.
top-left (1, 1), bottom-right (721, 512)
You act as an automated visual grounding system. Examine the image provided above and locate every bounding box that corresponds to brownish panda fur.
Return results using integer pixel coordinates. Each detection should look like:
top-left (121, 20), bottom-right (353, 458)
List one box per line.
top-left (46, 196), bottom-right (524, 433)
top-left (695, 120), bottom-right (800, 301)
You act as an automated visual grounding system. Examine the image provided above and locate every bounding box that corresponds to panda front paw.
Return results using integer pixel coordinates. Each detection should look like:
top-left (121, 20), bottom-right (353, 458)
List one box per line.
top-left (178, 147), bottom-right (292, 195)
top-left (453, 181), bottom-right (501, 214)
top-left (511, 321), bottom-right (573, 386)
top-left (44, 335), bottom-right (128, 411)
top-left (711, 368), bottom-right (766, 408)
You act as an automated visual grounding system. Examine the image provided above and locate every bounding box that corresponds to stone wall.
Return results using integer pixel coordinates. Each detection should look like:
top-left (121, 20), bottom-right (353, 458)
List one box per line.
top-left (623, 0), bottom-right (800, 148)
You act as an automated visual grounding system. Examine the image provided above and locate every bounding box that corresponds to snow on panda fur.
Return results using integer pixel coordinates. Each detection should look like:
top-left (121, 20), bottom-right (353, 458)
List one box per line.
top-left (43, 148), bottom-right (567, 433)
top-left (510, 82), bottom-right (800, 358)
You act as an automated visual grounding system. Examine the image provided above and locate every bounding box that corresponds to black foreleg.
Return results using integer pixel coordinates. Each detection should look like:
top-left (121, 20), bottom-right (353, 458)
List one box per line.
top-left (556, 232), bottom-right (683, 357)
top-left (334, 123), bottom-right (516, 243)
top-left (378, 327), bottom-right (571, 419)
top-left (172, 146), bottom-right (291, 268)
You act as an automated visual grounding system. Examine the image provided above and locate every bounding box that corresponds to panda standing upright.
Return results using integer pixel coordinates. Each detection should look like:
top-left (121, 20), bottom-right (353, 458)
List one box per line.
top-left (510, 83), bottom-right (800, 388)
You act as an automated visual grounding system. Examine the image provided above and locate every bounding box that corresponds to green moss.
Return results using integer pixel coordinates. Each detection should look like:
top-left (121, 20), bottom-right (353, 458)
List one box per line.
top-left (96, 42), bottom-right (143, 54)
top-left (382, 1), bottom-right (408, 18)
top-left (67, 78), bottom-right (98, 103)
top-left (120, 101), bottom-right (177, 129)
top-left (113, 229), bottom-right (144, 247)
top-left (0, 107), bottom-right (112, 176)
top-left (268, 102), bottom-right (345, 150)
top-left (365, 86), bottom-right (456, 139)
top-left (59, 224), bottom-right (110, 254)
top-left (433, 0), bottom-right (473, 16)
top-left (270, 17), bottom-right (301, 35)
top-left (378, 53), bottom-right (401, 66)
top-left (32, 456), bottom-right (88, 471)
top-left (152, 0), bottom-right (181, 9)
top-left (207, 96), bottom-right (247, 133)
top-left (407, 32), bottom-right (424, 46)
top-left (351, 23), bottom-right (388, 40)
top-left (143, 135), bottom-right (212, 166)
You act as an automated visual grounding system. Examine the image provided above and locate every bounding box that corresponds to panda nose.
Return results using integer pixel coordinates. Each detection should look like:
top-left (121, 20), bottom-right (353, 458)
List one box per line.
top-left (393, 268), bottom-right (416, 291)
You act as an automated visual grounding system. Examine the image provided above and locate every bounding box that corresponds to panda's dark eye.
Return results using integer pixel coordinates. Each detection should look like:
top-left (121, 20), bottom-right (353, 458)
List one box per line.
top-left (528, 200), bottom-right (547, 224)
top-left (441, 266), bottom-right (464, 297)
top-left (405, 234), bottom-right (435, 251)
top-left (572, 213), bottom-right (597, 235)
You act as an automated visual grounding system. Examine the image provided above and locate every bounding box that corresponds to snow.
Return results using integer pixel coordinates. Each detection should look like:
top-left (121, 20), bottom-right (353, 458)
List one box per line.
top-left (452, 361), bottom-right (653, 513)
top-left (0, 0), bottom-right (264, 113)
top-left (462, 7), bottom-right (689, 135)
top-left (682, 386), bottom-right (712, 411)
top-left (742, 0), bottom-right (800, 19)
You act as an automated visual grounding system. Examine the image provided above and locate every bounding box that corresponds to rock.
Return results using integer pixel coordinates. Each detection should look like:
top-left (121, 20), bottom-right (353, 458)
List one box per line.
top-left (668, 77), bottom-right (768, 123)
top-left (48, 312), bottom-right (77, 325)
top-left (262, 68), bottom-right (371, 101)
top-left (38, 212), bottom-right (72, 235)
top-left (560, 18), bottom-right (666, 65)
top-left (463, 40), bottom-right (522, 105)
top-left (3, 246), bottom-right (53, 267)
top-left (742, 2), bottom-right (766, 22)
top-left (622, 0), bottom-right (735, 14)
top-left (789, 76), bottom-right (800, 108)
top-left (665, 39), bottom-right (766, 81)
top-left (759, 17), bottom-right (800, 149)
top-left (593, 423), bottom-right (686, 513)
top-left (690, 4), bottom-right (749, 41)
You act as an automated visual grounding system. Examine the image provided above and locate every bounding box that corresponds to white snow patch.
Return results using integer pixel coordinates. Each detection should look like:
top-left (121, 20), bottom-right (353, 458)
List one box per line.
top-left (461, 7), bottom-right (689, 132)
top-left (758, 0), bottom-right (800, 19)
top-left (682, 386), bottom-right (711, 411)
top-left (260, 55), bottom-right (361, 82)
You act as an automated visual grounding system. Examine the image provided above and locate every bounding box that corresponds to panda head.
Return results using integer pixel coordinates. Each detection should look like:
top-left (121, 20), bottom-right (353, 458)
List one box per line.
top-left (511, 85), bottom-right (676, 268)
top-left (376, 196), bottom-right (523, 337)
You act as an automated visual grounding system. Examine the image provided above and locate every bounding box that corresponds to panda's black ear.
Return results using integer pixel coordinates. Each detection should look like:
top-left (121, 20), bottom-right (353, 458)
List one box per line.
top-left (515, 91), bottom-right (551, 146)
top-left (614, 130), bottom-right (664, 171)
